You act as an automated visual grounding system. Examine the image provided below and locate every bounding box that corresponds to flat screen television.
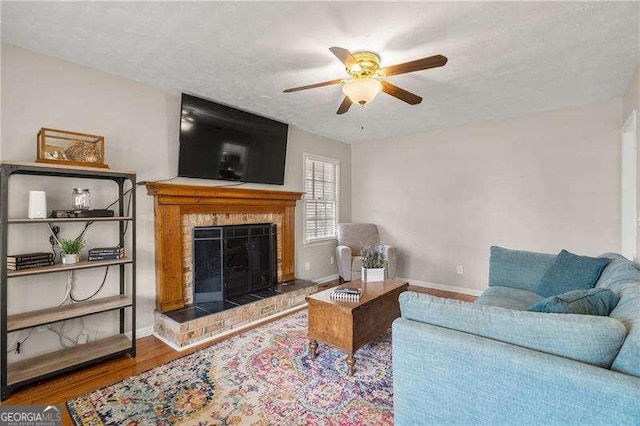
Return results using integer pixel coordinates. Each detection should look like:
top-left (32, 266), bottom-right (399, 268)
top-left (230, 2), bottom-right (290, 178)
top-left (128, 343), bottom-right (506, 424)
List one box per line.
top-left (178, 93), bottom-right (288, 185)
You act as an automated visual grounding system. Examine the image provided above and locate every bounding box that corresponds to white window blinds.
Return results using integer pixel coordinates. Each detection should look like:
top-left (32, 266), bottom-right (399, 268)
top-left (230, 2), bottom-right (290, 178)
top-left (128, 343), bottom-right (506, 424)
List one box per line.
top-left (304, 154), bottom-right (339, 242)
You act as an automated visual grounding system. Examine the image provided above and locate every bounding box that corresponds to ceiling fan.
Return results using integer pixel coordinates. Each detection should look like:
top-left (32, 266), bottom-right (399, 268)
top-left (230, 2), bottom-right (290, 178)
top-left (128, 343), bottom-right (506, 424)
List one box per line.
top-left (283, 46), bottom-right (447, 114)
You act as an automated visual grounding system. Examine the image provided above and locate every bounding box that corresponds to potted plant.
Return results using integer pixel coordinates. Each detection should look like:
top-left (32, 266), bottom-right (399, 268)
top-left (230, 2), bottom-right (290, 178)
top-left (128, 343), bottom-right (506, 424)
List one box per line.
top-left (361, 244), bottom-right (387, 282)
top-left (60, 237), bottom-right (84, 264)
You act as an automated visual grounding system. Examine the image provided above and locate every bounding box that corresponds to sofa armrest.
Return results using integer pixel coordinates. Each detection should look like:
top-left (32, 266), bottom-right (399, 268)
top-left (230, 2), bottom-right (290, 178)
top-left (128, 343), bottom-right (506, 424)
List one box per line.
top-left (336, 245), bottom-right (352, 281)
top-left (382, 245), bottom-right (397, 278)
top-left (399, 292), bottom-right (627, 367)
top-left (392, 318), bottom-right (640, 425)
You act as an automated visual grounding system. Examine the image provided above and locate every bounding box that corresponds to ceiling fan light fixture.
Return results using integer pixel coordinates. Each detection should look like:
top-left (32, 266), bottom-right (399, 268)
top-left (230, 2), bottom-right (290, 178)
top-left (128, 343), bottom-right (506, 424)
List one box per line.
top-left (342, 78), bottom-right (382, 106)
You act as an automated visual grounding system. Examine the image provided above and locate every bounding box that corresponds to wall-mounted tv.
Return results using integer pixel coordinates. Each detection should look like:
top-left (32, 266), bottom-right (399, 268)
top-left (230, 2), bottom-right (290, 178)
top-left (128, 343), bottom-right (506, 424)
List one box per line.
top-left (178, 93), bottom-right (289, 185)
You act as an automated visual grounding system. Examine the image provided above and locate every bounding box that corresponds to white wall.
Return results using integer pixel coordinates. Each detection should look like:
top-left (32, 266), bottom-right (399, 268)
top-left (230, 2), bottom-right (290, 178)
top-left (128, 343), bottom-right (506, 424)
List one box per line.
top-left (0, 44), bottom-right (350, 360)
top-left (622, 66), bottom-right (640, 258)
top-left (352, 98), bottom-right (622, 292)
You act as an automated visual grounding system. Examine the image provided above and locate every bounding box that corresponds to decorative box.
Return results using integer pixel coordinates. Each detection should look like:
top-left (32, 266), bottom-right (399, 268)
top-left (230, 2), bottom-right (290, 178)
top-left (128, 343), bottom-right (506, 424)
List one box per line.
top-left (37, 128), bottom-right (108, 168)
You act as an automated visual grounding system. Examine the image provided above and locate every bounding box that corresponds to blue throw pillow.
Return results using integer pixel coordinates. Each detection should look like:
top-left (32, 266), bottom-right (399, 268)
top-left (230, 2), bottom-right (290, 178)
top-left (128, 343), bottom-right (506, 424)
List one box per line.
top-left (535, 249), bottom-right (610, 297)
top-left (528, 288), bottom-right (620, 316)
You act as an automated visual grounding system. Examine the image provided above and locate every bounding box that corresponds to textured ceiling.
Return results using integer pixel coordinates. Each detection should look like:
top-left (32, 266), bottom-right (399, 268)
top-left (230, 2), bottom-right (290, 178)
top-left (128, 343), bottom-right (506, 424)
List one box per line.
top-left (2, 2), bottom-right (639, 144)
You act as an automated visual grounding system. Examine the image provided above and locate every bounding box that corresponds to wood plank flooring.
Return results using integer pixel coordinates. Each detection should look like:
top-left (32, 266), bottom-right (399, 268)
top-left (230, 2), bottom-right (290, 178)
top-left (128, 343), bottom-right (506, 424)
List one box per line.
top-left (2, 281), bottom-right (476, 424)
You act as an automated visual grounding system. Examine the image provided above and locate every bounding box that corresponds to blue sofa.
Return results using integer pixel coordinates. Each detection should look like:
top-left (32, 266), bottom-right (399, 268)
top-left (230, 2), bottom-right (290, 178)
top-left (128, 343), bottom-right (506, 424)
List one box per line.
top-left (392, 247), bottom-right (640, 425)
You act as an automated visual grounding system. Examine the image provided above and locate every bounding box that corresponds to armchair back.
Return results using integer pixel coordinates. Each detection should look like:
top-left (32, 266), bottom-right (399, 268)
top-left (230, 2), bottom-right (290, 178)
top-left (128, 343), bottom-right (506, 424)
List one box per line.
top-left (337, 223), bottom-right (380, 256)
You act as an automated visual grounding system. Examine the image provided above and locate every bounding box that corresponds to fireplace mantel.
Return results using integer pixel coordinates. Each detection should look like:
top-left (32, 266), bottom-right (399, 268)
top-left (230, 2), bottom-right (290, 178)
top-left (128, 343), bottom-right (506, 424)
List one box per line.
top-left (146, 182), bottom-right (304, 312)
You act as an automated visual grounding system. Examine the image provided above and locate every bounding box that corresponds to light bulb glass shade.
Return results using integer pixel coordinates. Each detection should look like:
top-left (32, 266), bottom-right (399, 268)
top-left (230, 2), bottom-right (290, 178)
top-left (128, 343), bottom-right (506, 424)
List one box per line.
top-left (342, 79), bottom-right (382, 106)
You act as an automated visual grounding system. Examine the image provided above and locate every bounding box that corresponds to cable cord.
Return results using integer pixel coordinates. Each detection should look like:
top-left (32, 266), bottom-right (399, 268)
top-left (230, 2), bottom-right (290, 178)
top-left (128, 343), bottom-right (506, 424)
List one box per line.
top-left (54, 271), bottom-right (73, 306)
top-left (47, 321), bottom-right (76, 348)
top-left (122, 187), bottom-right (133, 235)
top-left (7, 328), bottom-right (34, 354)
top-left (70, 267), bottom-right (109, 302)
top-left (104, 187), bottom-right (133, 210)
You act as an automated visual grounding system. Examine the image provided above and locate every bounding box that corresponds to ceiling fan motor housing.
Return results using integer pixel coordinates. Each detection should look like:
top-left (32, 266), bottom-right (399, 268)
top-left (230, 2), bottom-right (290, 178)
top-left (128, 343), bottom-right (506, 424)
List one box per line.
top-left (347, 51), bottom-right (381, 78)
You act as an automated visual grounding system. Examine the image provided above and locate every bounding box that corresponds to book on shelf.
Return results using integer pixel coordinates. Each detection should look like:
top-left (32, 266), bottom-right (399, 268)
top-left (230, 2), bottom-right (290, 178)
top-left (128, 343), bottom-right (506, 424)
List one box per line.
top-left (88, 253), bottom-right (125, 261)
top-left (7, 256), bottom-right (56, 267)
top-left (89, 246), bottom-right (123, 252)
top-left (6, 252), bottom-right (54, 263)
top-left (88, 247), bottom-right (124, 256)
top-left (7, 260), bottom-right (54, 270)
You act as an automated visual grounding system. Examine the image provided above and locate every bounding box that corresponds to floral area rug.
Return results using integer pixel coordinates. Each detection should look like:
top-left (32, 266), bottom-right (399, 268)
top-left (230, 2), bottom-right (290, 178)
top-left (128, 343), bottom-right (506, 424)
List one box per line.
top-left (67, 311), bottom-right (394, 425)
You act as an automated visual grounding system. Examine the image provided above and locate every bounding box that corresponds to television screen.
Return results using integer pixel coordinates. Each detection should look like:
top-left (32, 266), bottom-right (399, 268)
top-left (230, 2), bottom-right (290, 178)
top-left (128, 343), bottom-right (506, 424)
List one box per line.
top-left (178, 93), bottom-right (288, 185)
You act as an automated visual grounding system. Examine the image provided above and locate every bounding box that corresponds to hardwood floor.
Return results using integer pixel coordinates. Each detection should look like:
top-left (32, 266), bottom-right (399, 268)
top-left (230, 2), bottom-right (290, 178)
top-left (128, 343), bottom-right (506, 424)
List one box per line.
top-left (2, 281), bottom-right (475, 424)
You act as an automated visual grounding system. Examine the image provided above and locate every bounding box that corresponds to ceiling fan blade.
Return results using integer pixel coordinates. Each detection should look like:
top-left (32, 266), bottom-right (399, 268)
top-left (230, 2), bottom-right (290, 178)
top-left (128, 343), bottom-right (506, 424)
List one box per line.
top-left (283, 78), bottom-right (343, 93)
top-left (380, 54), bottom-right (448, 77)
top-left (381, 81), bottom-right (422, 105)
top-left (329, 46), bottom-right (359, 71)
top-left (337, 96), bottom-right (353, 115)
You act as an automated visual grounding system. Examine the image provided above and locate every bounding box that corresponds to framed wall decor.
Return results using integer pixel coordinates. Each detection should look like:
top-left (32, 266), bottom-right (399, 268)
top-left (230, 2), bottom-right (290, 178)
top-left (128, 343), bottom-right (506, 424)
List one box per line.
top-left (37, 127), bottom-right (108, 169)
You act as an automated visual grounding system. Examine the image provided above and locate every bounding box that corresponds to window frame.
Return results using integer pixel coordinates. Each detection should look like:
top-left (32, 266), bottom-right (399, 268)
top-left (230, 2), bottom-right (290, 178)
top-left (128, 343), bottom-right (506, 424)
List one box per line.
top-left (303, 153), bottom-right (340, 245)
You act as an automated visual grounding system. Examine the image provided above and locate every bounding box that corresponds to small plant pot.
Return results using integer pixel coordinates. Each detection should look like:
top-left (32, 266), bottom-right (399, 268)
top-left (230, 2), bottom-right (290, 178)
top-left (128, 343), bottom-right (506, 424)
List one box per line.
top-left (62, 253), bottom-right (79, 264)
top-left (362, 267), bottom-right (385, 282)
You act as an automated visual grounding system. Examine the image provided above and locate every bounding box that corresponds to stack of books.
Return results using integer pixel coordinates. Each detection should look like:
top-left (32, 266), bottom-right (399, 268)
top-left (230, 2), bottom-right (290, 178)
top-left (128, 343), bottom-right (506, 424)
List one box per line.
top-left (88, 246), bottom-right (125, 261)
top-left (7, 252), bottom-right (54, 270)
top-left (330, 287), bottom-right (361, 301)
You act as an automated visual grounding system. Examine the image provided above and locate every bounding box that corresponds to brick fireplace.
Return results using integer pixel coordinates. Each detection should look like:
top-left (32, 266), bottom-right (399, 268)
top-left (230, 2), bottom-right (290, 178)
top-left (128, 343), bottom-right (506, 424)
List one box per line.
top-left (146, 183), bottom-right (326, 349)
top-left (145, 183), bottom-right (303, 312)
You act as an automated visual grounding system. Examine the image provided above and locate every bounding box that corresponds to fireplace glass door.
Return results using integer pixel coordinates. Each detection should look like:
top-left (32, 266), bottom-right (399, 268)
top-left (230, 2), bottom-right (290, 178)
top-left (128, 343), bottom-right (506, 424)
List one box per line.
top-left (193, 227), bottom-right (224, 302)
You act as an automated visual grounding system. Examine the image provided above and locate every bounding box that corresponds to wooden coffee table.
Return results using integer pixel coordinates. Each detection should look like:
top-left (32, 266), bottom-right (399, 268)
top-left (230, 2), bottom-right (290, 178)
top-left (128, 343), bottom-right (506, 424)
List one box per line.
top-left (306, 278), bottom-right (408, 376)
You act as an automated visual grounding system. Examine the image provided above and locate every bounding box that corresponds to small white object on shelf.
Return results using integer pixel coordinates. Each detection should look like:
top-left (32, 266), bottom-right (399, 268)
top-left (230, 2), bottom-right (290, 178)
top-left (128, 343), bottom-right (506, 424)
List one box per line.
top-left (27, 191), bottom-right (47, 219)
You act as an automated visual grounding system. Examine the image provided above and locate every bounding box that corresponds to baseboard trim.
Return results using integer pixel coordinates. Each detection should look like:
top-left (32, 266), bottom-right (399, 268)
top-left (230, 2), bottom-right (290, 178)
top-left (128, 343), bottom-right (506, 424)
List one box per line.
top-left (126, 325), bottom-right (154, 341)
top-left (397, 277), bottom-right (483, 297)
top-left (153, 303), bottom-right (308, 352)
top-left (314, 274), bottom-right (339, 284)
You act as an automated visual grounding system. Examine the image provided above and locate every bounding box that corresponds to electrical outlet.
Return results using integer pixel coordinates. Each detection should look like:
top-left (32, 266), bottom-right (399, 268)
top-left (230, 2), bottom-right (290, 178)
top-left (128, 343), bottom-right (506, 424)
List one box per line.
top-left (305, 261), bottom-right (311, 271)
top-left (456, 265), bottom-right (464, 275)
top-left (330, 256), bottom-right (335, 265)
top-left (77, 334), bottom-right (88, 345)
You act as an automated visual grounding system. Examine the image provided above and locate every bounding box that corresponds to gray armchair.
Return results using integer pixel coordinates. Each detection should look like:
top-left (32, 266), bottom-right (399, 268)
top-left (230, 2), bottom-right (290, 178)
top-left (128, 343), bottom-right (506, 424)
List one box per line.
top-left (336, 223), bottom-right (397, 281)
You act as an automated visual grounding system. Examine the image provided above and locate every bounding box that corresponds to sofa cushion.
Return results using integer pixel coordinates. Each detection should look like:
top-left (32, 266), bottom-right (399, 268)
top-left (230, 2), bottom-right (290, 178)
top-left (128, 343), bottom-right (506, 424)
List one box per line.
top-left (535, 250), bottom-right (609, 297)
top-left (477, 286), bottom-right (543, 311)
top-left (488, 246), bottom-right (556, 292)
top-left (528, 288), bottom-right (620, 316)
top-left (594, 254), bottom-right (640, 377)
top-left (400, 291), bottom-right (627, 368)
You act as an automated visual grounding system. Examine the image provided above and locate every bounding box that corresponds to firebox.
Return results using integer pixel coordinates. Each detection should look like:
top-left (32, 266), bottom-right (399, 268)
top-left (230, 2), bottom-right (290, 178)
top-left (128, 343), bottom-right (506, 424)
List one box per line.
top-left (193, 223), bottom-right (277, 303)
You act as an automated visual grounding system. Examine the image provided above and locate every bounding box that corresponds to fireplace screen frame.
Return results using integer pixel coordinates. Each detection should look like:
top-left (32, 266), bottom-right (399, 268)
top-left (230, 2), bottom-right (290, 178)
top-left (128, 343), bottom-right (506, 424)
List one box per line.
top-left (193, 223), bottom-right (277, 303)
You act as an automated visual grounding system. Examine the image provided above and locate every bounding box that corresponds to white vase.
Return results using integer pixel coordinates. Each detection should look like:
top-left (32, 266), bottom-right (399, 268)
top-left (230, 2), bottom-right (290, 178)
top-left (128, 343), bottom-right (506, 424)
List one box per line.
top-left (362, 267), bottom-right (385, 282)
top-left (62, 253), bottom-right (79, 264)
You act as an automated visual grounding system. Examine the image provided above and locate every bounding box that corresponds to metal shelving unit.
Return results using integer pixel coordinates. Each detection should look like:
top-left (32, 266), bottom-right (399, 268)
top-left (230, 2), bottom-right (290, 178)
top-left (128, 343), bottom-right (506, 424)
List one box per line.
top-left (0, 161), bottom-right (136, 400)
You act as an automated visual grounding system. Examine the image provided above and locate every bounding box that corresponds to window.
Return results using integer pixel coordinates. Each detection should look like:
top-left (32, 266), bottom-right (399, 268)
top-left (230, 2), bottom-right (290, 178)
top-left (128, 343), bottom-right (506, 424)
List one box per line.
top-left (304, 154), bottom-right (340, 243)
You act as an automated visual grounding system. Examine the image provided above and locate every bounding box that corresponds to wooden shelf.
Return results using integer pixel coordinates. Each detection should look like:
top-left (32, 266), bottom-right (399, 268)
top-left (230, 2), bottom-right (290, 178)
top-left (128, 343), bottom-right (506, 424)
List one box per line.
top-left (1, 160), bottom-right (135, 176)
top-left (7, 334), bottom-right (132, 386)
top-left (8, 295), bottom-right (132, 332)
top-left (7, 257), bottom-right (132, 278)
top-left (8, 216), bottom-right (132, 223)
top-left (1, 161), bottom-right (137, 400)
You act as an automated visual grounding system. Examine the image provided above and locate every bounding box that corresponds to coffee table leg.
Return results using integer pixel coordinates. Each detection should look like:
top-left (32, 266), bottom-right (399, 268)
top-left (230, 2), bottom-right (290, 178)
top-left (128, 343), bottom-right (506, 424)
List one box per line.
top-left (309, 339), bottom-right (318, 359)
top-left (346, 354), bottom-right (356, 376)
